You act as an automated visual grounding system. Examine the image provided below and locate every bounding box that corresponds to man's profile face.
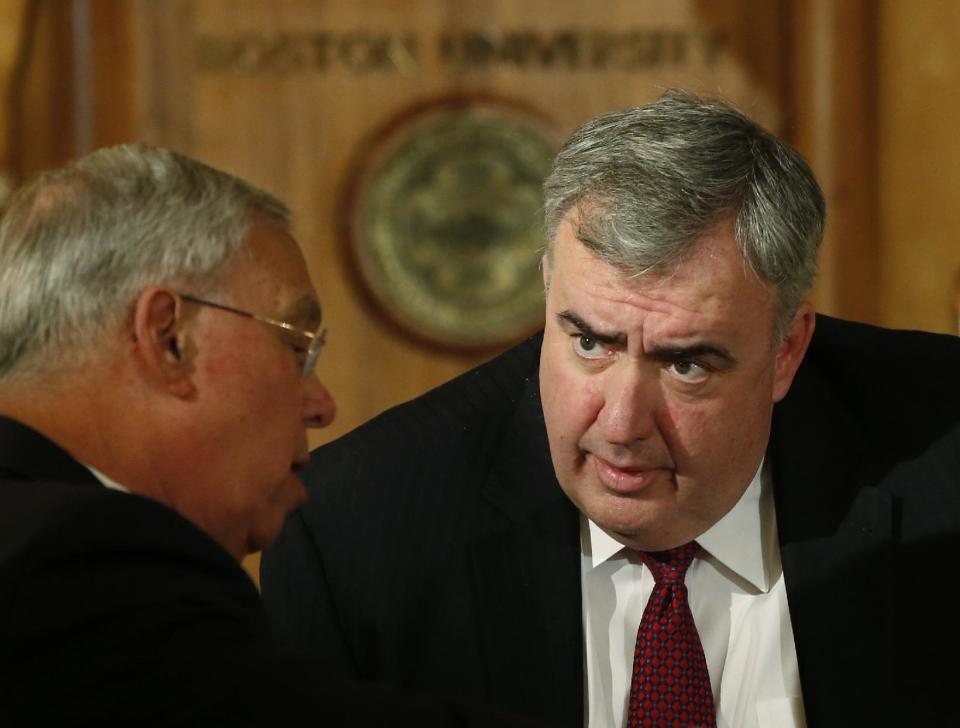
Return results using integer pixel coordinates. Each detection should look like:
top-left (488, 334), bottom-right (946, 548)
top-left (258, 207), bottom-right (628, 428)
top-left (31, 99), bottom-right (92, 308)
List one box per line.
top-left (181, 221), bottom-right (334, 558)
top-left (539, 208), bottom-right (807, 551)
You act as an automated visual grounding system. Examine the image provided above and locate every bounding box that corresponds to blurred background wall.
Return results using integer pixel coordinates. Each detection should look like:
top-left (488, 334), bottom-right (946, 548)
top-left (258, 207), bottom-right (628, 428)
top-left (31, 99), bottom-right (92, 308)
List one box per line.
top-left (1, 0), bottom-right (957, 580)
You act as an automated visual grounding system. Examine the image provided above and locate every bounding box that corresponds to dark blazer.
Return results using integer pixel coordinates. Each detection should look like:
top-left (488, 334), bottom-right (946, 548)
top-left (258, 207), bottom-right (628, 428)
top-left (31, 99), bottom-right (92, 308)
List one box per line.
top-left (0, 417), bottom-right (283, 726)
top-left (0, 418), bottom-right (542, 727)
top-left (262, 315), bottom-right (960, 727)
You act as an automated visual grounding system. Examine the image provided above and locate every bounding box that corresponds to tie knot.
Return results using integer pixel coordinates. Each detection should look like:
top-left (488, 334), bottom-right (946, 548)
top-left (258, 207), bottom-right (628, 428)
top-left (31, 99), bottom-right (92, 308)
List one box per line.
top-left (639, 541), bottom-right (700, 584)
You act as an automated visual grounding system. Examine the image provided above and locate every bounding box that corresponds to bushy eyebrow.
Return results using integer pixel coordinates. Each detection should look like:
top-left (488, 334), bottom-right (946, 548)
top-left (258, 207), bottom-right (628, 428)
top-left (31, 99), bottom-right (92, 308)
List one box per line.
top-left (557, 310), bottom-right (626, 345)
top-left (558, 309), bottom-right (737, 367)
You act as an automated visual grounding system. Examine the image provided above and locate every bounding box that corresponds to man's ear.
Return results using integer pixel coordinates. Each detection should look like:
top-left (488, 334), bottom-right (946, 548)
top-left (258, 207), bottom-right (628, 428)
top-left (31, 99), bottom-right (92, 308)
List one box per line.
top-left (132, 287), bottom-right (196, 398)
top-left (772, 302), bottom-right (815, 403)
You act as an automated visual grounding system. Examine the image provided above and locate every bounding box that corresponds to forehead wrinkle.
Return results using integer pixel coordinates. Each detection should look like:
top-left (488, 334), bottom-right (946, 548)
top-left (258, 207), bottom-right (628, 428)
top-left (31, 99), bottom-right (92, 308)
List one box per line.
top-left (557, 212), bottom-right (755, 344)
top-left (599, 270), bottom-right (710, 322)
top-left (586, 274), bottom-right (735, 360)
top-left (563, 261), bottom-right (702, 350)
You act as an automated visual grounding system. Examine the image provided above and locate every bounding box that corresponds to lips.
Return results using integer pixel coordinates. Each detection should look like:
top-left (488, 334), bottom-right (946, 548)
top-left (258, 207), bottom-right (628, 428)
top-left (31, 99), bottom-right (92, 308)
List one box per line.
top-left (591, 454), bottom-right (671, 494)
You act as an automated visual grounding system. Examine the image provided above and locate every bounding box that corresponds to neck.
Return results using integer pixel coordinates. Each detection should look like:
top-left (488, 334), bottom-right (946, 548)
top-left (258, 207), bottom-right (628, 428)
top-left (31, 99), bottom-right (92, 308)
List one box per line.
top-left (0, 363), bottom-right (164, 496)
top-left (0, 354), bottom-right (247, 563)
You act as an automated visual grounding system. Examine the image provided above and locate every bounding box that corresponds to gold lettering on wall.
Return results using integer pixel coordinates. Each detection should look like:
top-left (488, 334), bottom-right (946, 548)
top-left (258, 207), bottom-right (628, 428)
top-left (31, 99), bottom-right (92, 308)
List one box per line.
top-left (196, 33), bottom-right (419, 73)
top-left (195, 29), bottom-right (727, 74)
top-left (439, 30), bottom-right (726, 71)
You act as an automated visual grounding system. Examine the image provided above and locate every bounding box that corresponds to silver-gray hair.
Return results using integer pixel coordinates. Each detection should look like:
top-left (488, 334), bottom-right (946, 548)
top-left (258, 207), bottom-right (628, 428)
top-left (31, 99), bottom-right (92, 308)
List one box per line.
top-left (543, 89), bottom-right (825, 340)
top-left (0, 143), bottom-right (289, 382)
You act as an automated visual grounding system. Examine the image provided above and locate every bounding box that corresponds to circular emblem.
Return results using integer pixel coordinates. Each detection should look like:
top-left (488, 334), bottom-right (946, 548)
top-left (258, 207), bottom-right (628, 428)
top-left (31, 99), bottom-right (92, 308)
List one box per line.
top-left (347, 103), bottom-right (556, 348)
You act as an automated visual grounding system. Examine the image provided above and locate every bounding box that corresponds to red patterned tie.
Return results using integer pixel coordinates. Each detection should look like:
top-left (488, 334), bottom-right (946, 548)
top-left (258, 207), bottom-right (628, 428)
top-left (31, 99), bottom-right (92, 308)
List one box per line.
top-left (626, 542), bottom-right (716, 728)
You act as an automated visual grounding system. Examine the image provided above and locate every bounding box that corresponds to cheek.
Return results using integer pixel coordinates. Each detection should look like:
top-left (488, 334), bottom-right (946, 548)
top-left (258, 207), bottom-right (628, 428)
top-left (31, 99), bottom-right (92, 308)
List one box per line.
top-left (239, 391), bottom-right (303, 526)
top-left (660, 390), bottom-right (771, 482)
top-left (225, 362), bottom-right (304, 471)
top-left (540, 356), bottom-right (602, 453)
top-left (655, 400), bottom-right (709, 462)
top-left (259, 384), bottom-right (304, 448)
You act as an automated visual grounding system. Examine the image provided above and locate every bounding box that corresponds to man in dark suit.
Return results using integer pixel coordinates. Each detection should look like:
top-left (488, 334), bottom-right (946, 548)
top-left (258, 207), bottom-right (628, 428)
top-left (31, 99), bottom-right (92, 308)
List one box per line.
top-left (0, 145), bottom-right (538, 727)
top-left (262, 90), bottom-right (960, 727)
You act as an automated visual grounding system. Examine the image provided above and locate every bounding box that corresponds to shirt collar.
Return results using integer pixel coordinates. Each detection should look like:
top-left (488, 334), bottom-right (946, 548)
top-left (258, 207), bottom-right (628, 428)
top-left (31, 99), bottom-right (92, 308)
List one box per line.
top-left (697, 460), bottom-right (769, 591)
top-left (84, 464), bottom-right (130, 494)
top-left (584, 458), bottom-right (774, 592)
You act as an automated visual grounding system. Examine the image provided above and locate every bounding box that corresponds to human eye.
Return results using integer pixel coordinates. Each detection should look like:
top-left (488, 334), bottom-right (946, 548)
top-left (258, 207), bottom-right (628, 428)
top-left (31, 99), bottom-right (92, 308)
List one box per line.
top-left (572, 333), bottom-right (609, 360)
top-left (666, 359), bottom-right (710, 384)
top-left (282, 332), bottom-right (310, 364)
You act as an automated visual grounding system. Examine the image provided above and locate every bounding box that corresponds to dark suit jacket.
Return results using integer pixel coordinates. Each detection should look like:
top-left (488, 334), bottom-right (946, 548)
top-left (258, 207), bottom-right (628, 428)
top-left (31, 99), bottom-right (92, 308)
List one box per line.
top-left (262, 315), bottom-right (960, 727)
top-left (0, 417), bottom-right (542, 727)
top-left (0, 417), bottom-right (285, 726)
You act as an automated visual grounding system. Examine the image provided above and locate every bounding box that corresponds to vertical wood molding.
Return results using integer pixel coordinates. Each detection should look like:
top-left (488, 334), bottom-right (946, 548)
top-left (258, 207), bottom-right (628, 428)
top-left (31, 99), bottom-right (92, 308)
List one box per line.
top-left (0, 0), bottom-right (28, 208)
top-left (876, 1), bottom-right (960, 334)
top-left (786, 0), bottom-right (878, 324)
top-left (0, 0), bottom-right (29, 166)
top-left (7, 0), bottom-right (77, 179)
top-left (7, 0), bottom-right (136, 183)
top-left (70, 0), bottom-right (92, 155)
top-left (87, 0), bottom-right (136, 149)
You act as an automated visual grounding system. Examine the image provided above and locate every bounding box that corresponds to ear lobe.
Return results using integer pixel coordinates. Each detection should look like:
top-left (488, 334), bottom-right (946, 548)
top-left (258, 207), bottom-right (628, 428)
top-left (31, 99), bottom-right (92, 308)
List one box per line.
top-left (133, 288), bottom-right (196, 398)
top-left (772, 303), bottom-right (815, 403)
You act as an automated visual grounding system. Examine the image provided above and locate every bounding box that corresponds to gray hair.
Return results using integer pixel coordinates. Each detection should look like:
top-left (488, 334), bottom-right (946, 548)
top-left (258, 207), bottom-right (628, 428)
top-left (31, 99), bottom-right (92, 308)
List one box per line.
top-left (543, 89), bottom-right (825, 340)
top-left (0, 143), bottom-right (289, 381)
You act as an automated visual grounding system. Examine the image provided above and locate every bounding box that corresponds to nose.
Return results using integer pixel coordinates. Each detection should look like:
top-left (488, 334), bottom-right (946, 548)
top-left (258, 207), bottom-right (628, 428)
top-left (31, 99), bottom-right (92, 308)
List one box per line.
top-left (596, 362), bottom-right (659, 445)
top-left (302, 373), bottom-right (336, 428)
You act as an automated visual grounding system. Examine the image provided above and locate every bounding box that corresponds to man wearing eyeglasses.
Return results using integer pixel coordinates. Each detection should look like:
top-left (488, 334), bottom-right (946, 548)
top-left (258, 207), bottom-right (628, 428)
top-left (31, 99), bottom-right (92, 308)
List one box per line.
top-left (0, 145), bottom-right (537, 727)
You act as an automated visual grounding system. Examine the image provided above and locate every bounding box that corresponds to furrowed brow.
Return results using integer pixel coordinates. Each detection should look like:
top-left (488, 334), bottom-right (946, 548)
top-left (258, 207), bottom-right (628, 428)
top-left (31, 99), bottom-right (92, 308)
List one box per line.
top-left (557, 310), bottom-right (626, 346)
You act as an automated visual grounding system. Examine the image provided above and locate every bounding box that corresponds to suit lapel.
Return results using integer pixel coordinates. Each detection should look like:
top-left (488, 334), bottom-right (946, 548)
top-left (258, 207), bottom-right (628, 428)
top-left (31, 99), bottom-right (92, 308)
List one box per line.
top-left (770, 352), bottom-right (893, 726)
top-left (469, 371), bottom-right (585, 728)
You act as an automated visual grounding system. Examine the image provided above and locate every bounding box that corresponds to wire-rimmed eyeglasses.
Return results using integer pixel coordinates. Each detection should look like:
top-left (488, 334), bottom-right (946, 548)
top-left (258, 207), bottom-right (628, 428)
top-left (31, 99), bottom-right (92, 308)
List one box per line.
top-left (179, 293), bottom-right (326, 381)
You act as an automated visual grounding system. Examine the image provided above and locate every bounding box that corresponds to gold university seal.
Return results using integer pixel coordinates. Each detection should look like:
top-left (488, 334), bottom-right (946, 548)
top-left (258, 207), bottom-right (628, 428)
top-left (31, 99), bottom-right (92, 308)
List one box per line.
top-left (348, 103), bottom-right (555, 348)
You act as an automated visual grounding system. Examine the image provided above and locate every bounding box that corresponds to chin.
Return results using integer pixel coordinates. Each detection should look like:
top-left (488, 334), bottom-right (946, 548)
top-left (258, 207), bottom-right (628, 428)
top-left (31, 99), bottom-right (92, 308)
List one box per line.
top-left (599, 517), bottom-right (653, 543)
top-left (247, 517), bottom-right (281, 552)
top-left (590, 495), bottom-right (664, 535)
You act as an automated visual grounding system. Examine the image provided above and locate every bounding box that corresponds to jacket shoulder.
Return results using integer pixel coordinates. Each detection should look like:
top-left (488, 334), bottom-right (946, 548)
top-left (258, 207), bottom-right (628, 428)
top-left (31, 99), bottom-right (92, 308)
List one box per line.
top-left (805, 315), bottom-right (960, 399)
top-left (790, 314), bottom-right (960, 454)
top-left (309, 333), bottom-right (542, 477)
top-left (0, 480), bottom-right (253, 591)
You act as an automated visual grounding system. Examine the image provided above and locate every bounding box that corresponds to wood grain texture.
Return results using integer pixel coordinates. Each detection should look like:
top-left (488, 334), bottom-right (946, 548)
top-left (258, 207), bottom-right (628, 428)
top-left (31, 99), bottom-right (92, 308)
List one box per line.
top-left (786, 0), bottom-right (879, 326)
top-left (127, 0), bottom-right (787, 454)
top-left (877, 0), bottom-right (960, 334)
top-left (8, 0), bottom-right (799, 585)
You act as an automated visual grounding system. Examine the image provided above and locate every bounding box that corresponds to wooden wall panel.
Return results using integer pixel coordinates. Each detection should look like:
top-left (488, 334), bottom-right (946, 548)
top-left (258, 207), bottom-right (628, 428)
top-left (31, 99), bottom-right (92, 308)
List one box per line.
top-left (16, 0), bottom-right (893, 582)
top-left (787, 0), bottom-right (878, 326)
top-left (7, 0), bottom-right (77, 177)
top-left (0, 0), bottom-right (28, 193)
top-left (124, 0), bottom-right (788, 451)
top-left (877, 0), bottom-right (960, 334)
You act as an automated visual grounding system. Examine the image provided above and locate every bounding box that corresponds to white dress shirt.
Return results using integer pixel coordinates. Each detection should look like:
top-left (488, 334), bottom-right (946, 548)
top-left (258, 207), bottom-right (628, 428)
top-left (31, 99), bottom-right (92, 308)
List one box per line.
top-left (580, 460), bottom-right (806, 728)
top-left (85, 464), bottom-right (130, 493)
